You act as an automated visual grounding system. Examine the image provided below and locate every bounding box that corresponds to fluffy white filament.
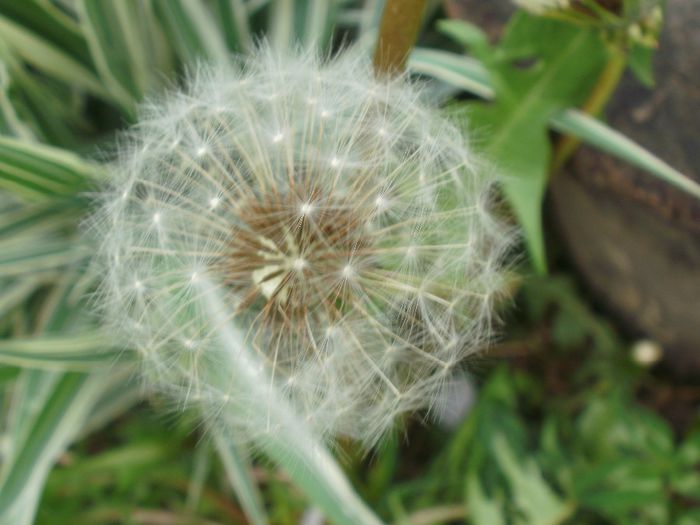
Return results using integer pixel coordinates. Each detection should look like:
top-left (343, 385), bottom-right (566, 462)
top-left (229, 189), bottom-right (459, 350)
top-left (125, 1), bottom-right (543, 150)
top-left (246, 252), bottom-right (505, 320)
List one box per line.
top-left (89, 47), bottom-right (511, 446)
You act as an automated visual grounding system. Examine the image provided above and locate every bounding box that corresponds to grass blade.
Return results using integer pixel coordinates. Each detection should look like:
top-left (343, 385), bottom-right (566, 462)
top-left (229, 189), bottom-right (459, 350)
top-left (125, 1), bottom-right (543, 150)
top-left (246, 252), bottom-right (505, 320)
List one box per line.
top-left (76, 0), bottom-right (150, 110)
top-left (302, 0), bottom-right (338, 51)
top-left (153, 0), bottom-right (228, 64)
top-left (0, 373), bottom-right (91, 515)
top-left (200, 280), bottom-right (384, 525)
top-left (0, 136), bottom-right (100, 200)
top-left (551, 109), bottom-right (700, 199)
top-left (269, 0), bottom-right (294, 51)
top-left (0, 331), bottom-right (124, 369)
top-left (0, 13), bottom-right (108, 100)
top-left (0, 239), bottom-right (86, 277)
top-left (215, 0), bottom-right (254, 53)
top-left (213, 427), bottom-right (270, 525)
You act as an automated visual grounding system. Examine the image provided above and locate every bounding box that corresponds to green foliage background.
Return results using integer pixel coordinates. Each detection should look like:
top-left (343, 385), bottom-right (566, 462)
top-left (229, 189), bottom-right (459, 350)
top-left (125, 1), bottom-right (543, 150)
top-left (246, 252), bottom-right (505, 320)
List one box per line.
top-left (0, 1), bottom-right (698, 524)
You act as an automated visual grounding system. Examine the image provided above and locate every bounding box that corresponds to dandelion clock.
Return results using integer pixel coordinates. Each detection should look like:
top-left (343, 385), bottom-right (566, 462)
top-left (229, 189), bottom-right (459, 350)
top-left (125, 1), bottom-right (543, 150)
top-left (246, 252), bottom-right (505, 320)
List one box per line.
top-left (89, 47), bottom-right (512, 448)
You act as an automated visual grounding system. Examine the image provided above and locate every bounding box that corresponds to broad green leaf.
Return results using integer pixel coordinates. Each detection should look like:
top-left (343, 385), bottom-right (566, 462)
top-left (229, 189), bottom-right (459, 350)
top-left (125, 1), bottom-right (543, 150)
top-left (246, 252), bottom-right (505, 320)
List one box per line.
top-left (0, 136), bottom-right (100, 200)
top-left (410, 43), bottom-right (700, 256)
top-left (450, 15), bottom-right (606, 272)
top-left (465, 472), bottom-right (506, 525)
top-left (213, 427), bottom-right (270, 525)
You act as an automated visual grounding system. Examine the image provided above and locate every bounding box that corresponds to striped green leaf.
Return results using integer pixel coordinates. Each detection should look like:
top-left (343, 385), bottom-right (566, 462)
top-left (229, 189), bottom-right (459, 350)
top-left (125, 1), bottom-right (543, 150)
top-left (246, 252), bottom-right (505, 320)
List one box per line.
top-left (0, 331), bottom-right (125, 369)
top-left (0, 136), bottom-right (100, 200)
top-left (76, 0), bottom-right (173, 111)
top-left (152, 0), bottom-right (229, 65)
top-left (0, 239), bottom-right (86, 277)
top-left (0, 13), bottom-right (107, 100)
top-left (214, 0), bottom-right (254, 53)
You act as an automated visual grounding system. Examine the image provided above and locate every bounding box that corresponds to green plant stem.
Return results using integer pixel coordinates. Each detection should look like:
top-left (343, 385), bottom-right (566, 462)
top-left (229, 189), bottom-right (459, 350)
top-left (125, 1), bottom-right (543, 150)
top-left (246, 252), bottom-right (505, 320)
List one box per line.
top-left (373, 0), bottom-right (428, 76)
top-left (552, 45), bottom-right (627, 171)
top-left (200, 280), bottom-right (385, 525)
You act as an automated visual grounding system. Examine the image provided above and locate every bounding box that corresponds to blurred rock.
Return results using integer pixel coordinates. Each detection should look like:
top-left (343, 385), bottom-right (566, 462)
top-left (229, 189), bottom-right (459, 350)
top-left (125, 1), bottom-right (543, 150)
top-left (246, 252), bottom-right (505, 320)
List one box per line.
top-left (445, 0), bottom-right (700, 372)
top-left (549, 0), bottom-right (700, 373)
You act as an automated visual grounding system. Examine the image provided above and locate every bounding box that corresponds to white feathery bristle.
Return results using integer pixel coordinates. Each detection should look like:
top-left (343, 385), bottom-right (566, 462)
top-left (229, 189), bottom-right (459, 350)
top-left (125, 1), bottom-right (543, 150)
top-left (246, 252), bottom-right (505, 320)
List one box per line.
top-left (87, 46), bottom-right (513, 446)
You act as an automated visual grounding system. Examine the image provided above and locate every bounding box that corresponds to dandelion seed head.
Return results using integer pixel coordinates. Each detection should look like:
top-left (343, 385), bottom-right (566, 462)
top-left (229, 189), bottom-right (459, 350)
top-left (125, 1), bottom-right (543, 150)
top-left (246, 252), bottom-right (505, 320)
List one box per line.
top-left (89, 46), bottom-right (513, 446)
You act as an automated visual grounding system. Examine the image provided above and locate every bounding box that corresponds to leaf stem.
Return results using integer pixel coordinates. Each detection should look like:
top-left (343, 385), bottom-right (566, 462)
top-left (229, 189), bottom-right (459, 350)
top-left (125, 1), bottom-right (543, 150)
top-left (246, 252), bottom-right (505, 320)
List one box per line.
top-left (373, 0), bottom-right (428, 76)
top-left (552, 45), bottom-right (627, 171)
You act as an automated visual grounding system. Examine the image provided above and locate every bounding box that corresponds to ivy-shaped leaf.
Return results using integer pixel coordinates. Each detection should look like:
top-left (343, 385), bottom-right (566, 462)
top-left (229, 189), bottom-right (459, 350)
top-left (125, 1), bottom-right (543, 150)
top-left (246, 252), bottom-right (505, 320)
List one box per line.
top-left (443, 15), bottom-right (607, 272)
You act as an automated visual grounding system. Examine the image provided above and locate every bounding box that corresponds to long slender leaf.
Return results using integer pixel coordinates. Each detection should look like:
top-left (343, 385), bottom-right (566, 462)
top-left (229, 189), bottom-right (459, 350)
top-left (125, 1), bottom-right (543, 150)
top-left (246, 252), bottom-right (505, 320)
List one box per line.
top-left (409, 48), bottom-right (700, 201)
top-left (269, 0), bottom-right (295, 51)
top-left (551, 110), bottom-right (700, 199)
top-left (75, 0), bottom-right (174, 113)
top-left (213, 427), bottom-right (269, 525)
top-left (0, 373), bottom-right (91, 514)
top-left (0, 136), bottom-right (100, 200)
top-left (0, 240), bottom-right (86, 277)
top-left (0, 60), bottom-right (35, 141)
top-left (200, 280), bottom-right (384, 525)
top-left (76, 0), bottom-right (145, 110)
top-left (153, 0), bottom-right (228, 65)
top-left (0, 14), bottom-right (108, 100)
top-left (302, 0), bottom-right (338, 51)
top-left (0, 278), bottom-right (43, 319)
top-left (215, 0), bottom-right (254, 53)
top-left (0, 0), bottom-right (91, 68)
top-left (0, 331), bottom-right (124, 369)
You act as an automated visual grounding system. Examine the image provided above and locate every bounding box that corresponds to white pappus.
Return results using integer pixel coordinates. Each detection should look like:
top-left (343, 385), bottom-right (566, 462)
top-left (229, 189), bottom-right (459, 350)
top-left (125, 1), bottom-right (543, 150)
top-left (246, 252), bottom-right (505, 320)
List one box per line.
top-left (88, 46), bottom-right (513, 447)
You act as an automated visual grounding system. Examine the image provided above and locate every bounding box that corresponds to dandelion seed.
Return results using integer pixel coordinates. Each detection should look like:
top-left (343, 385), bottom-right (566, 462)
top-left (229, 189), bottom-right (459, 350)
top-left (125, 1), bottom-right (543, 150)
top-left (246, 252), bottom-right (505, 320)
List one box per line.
top-left (374, 195), bottom-right (388, 211)
top-left (293, 258), bottom-right (307, 271)
top-left (196, 146), bottom-right (208, 157)
top-left (300, 202), bottom-right (314, 215)
top-left (342, 264), bottom-right (355, 279)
